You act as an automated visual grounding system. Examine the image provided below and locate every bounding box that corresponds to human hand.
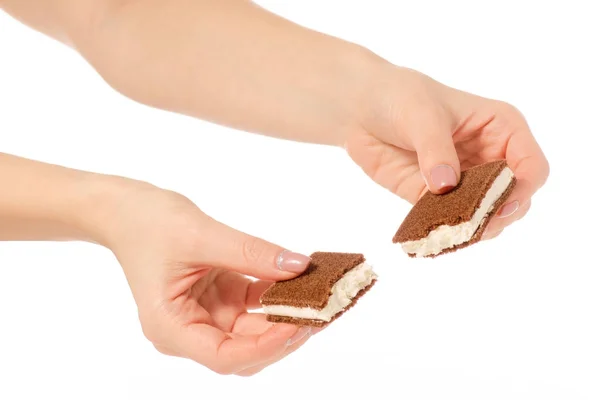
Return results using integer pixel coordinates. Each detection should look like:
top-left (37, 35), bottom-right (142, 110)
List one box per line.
top-left (345, 65), bottom-right (550, 239)
top-left (92, 179), bottom-right (316, 376)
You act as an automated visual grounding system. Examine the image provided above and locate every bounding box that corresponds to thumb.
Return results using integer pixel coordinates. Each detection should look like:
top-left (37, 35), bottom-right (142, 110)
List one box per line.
top-left (409, 115), bottom-right (461, 194)
top-left (200, 218), bottom-right (311, 281)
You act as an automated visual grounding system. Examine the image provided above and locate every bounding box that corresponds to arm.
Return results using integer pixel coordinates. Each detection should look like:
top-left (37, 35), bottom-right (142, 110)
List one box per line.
top-left (0, 0), bottom-right (118, 47)
top-left (0, 151), bottom-right (313, 375)
top-left (1, 0), bottom-right (549, 238)
top-left (1, 0), bottom-right (378, 146)
top-left (0, 152), bottom-right (111, 242)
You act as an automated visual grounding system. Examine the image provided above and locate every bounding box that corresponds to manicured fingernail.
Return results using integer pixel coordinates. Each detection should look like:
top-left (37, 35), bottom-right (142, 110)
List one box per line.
top-left (286, 327), bottom-right (311, 346)
top-left (430, 165), bottom-right (457, 192)
top-left (276, 250), bottom-right (311, 273)
top-left (497, 200), bottom-right (519, 218)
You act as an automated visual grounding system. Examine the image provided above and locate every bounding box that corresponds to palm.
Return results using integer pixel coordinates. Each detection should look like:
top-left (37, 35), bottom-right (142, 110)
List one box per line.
top-left (176, 268), bottom-right (274, 337)
top-left (115, 190), bottom-right (275, 337)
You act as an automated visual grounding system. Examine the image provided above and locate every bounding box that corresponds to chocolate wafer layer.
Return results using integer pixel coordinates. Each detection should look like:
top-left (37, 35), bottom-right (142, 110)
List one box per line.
top-left (393, 160), bottom-right (516, 257)
top-left (428, 177), bottom-right (516, 257)
top-left (260, 252), bottom-right (377, 326)
top-left (266, 280), bottom-right (376, 327)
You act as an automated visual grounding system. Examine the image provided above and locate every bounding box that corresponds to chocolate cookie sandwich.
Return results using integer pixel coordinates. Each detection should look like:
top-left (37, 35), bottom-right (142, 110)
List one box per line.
top-left (393, 160), bottom-right (516, 258)
top-left (260, 252), bottom-right (377, 327)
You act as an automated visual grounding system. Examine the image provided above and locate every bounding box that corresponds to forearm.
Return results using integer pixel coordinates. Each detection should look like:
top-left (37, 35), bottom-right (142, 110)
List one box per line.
top-left (0, 0), bottom-right (120, 47)
top-left (2, 0), bottom-right (386, 146)
top-left (0, 153), bottom-right (127, 244)
top-left (80, 0), bottom-right (384, 146)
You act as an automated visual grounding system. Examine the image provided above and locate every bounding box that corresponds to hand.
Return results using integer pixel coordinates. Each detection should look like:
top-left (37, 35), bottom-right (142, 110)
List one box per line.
top-left (95, 180), bottom-right (316, 376)
top-left (345, 65), bottom-right (550, 239)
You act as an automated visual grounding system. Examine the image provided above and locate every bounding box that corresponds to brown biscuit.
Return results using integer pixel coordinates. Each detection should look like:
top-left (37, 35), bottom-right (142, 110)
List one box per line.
top-left (260, 252), bottom-right (366, 309)
top-left (392, 160), bottom-right (516, 257)
top-left (424, 177), bottom-right (516, 257)
top-left (265, 280), bottom-right (376, 327)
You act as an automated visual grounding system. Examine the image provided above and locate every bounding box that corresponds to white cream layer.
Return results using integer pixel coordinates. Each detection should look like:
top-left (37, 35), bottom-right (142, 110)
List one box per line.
top-left (262, 262), bottom-right (377, 322)
top-left (401, 167), bottom-right (514, 257)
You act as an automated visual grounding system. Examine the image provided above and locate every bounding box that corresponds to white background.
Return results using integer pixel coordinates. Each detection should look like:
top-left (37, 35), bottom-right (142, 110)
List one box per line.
top-left (1, 1), bottom-right (599, 399)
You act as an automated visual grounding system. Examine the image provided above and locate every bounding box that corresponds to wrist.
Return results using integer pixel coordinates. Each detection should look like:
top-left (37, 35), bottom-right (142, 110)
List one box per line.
top-left (350, 59), bottom-right (445, 148)
top-left (67, 172), bottom-right (157, 248)
top-left (0, 154), bottom-right (142, 244)
top-left (326, 44), bottom-right (404, 148)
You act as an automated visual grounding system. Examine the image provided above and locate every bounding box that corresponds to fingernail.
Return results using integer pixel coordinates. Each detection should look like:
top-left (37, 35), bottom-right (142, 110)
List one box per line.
top-left (497, 200), bottom-right (519, 218)
top-left (286, 327), bottom-right (311, 346)
top-left (430, 165), bottom-right (457, 192)
top-left (276, 250), bottom-right (311, 273)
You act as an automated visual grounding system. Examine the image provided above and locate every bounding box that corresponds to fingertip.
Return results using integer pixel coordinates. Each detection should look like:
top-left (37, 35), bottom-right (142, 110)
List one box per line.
top-left (426, 164), bottom-right (459, 194)
top-left (234, 325), bottom-right (315, 377)
top-left (276, 250), bottom-right (311, 275)
top-left (482, 228), bottom-right (503, 241)
top-left (310, 326), bottom-right (325, 335)
top-left (208, 221), bottom-right (311, 281)
top-left (497, 200), bottom-right (520, 218)
top-left (253, 323), bottom-right (304, 357)
top-left (483, 199), bottom-right (531, 238)
top-left (261, 323), bottom-right (300, 346)
top-left (285, 326), bottom-right (312, 347)
top-left (433, 185), bottom-right (456, 195)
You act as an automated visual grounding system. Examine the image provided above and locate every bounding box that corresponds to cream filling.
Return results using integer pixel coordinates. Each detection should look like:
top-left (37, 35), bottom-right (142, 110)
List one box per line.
top-left (401, 167), bottom-right (514, 257)
top-left (262, 262), bottom-right (377, 322)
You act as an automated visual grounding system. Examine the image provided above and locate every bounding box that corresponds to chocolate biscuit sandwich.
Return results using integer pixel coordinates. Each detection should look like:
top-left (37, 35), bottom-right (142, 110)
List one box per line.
top-left (393, 160), bottom-right (516, 258)
top-left (260, 252), bottom-right (377, 327)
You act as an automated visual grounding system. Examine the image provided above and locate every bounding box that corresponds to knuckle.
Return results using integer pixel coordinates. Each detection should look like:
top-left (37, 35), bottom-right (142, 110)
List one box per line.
top-left (496, 100), bottom-right (522, 118)
top-left (388, 78), bottom-right (437, 126)
top-left (491, 101), bottom-right (531, 137)
top-left (241, 237), bottom-right (270, 266)
top-left (540, 157), bottom-right (551, 184)
top-left (495, 101), bottom-right (527, 126)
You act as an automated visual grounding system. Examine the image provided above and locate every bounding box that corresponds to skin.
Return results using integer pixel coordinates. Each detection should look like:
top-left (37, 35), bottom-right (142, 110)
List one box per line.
top-left (0, 153), bottom-right (315, 376)
top-left (0, 0), bottom-right (549, 375)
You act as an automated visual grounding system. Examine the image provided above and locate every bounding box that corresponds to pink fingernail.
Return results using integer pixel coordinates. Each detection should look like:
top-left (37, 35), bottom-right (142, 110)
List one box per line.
top-left (497, 200), bottom-right (519, 218)
top-left (286, 327), bottom-right (311, 346)
top-left (430, 165), bottom-right (457, 193)
top-left (276, 250), bottom-right (311, 273)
